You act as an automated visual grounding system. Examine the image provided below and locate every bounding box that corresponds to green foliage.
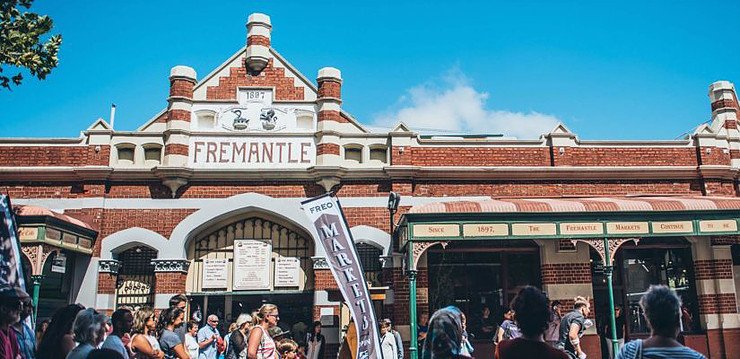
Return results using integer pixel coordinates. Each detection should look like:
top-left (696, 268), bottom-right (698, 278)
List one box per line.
top-left (0, 0), bottom-right (61, 90)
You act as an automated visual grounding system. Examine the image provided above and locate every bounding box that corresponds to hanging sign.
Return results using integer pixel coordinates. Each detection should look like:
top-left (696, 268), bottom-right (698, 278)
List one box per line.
top-left (274, 257), bottom-right (301, 287)
top-left (0, 195), bottom-right (26, 291)
top-left (232, 239), bottom-right (272, 290)
top-left (51, 252), bottom-right (67, 273)
top-left (302, 193), bottom-right (382, 359)
top-left (202, 258), bottom-right (229, 288)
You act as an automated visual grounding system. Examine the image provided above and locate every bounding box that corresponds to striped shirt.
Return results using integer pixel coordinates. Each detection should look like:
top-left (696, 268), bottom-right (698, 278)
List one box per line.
top-left (616, 340), bottom-right (705, 359)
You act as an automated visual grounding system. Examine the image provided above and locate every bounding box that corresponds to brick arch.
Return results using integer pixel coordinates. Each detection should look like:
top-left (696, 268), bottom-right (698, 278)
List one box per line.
top-left (167, 192), bottom-right (321, 259)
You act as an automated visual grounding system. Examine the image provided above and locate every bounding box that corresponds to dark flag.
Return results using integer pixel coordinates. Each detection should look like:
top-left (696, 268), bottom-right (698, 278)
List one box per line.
top-left (0, 195), bottom-right (26, 291)
top-left (302, 193), bottom-right (381, 359)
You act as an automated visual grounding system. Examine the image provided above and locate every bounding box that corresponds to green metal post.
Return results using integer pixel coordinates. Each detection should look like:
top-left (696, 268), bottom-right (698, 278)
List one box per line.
top-left (408, 246), bottom-right (419, 359)
top-left (31, 275), bottom-right (42, 324)
top-left (603, 238), bottom-right (620, 357)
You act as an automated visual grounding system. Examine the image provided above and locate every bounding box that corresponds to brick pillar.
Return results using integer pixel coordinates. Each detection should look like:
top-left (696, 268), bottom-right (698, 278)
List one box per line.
top-left (151, 259), bottom-right (190, 309)
top-left (164, 66), bottom-right (196, 167)
top-left (316, 67), bottom-right (344, 167)
top-left (245, 13), bottom-right (271, 73)
top-left (538, 240), bottom-right (601, 359)
top-left (96, 259), bottom-right (120, 312)
top-left (690, 238), bottom-right (740, 358)
top-left (709, 81), bottom-right (740, 170)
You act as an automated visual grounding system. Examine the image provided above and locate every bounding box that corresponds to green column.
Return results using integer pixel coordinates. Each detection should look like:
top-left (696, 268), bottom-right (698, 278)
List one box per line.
top-left (408, 246), bottom-right (419, 359)
top-left (603, 238), bottom-right (620, 357)
top-left (31, 275), bottom-right (43, 323)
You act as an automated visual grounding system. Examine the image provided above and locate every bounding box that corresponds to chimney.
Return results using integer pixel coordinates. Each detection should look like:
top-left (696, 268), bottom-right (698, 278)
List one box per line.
top-left (164, 65), bottom-right (197, 167)
top-left (109, 104), bottom-right (116, 129)
top-left (246, 13), bottom-right (272, 73)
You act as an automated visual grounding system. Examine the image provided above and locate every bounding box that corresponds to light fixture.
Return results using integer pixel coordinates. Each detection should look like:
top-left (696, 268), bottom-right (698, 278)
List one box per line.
top-left (388, 192), bottom-right (401, 213)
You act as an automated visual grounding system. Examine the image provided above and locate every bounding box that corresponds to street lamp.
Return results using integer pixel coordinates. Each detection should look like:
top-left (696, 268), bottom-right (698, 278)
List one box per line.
top-left (387, 192), bottom-right (401, 255)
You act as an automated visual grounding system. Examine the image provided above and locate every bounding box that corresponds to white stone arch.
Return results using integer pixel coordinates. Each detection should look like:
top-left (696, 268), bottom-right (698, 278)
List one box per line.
top-left (100, 227), bottom-right (168, 260)
top-left (350, 225), bottom-right (390, 253)
top-left (166, 193), bottom-right (322, 259)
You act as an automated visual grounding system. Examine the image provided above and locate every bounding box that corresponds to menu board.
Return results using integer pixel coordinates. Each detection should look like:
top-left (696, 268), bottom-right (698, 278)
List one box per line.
top-left (274, 257), bottom-right (301, 287)
top-left (233, 239), bottom-right (272, 290)
top-left (202, 258), bottom-right (228, 288)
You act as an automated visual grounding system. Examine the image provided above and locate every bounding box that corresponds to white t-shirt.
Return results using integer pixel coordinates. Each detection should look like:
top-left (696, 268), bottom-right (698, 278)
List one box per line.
top-left (380, 332), bottom-right (397, 359)
top-left (185, 333), bottom-right (200, 359)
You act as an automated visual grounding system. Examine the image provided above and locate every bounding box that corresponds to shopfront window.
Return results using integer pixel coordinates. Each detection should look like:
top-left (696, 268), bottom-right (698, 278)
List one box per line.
top-left (621, 243), bottom-right (699, 334)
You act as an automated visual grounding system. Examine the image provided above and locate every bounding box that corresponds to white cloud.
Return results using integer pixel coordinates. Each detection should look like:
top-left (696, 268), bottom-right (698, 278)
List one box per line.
top-left (372, 70), bottom-right (561, 139)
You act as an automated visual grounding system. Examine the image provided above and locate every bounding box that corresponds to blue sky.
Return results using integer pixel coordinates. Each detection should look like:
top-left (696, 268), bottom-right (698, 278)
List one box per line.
top-left (2, 1), bottom-right (739, 139)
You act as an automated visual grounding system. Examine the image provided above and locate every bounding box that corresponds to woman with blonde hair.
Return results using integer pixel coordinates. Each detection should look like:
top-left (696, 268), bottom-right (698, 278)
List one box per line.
top-left (247, 304), bottom-right (279, 359)
top-left (130, 307), bottom-right (163, 359)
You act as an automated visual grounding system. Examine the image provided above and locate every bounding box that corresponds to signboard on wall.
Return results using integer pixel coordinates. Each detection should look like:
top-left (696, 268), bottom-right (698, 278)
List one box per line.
top-left (51, 252), bottom-right (66, 273)
top-left (274, 257), bottom-right (300, 287)
top-left (189, 137), bottom-right (315, 169)
top-left (232, 239), bottom-right (272, 290)
top-left (202, 259), bottom-right (228, 288)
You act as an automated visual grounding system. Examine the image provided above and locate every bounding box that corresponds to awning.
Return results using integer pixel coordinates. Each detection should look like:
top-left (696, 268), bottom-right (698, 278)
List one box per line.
top-left (14, 205), bottom-right (98, 254)
top-left (400, 196), bottom-right (740, 242)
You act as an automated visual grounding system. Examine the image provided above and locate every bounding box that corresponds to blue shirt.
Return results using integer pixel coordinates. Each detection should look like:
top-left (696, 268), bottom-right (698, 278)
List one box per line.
top-left (617, 340), bottom-right (705, 359)
top-left (197, 325), bottom-right (220, 359)
top-left (102, 334), bottom-right (130, 359)
top-left (12, 323), bottom-right (35, 359)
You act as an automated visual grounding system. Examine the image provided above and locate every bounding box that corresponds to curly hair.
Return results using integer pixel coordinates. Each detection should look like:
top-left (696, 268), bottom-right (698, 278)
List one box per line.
top-left (510, 286), bottom-right (550, 338)
top-left (132, 307), bottom-right (155, 335)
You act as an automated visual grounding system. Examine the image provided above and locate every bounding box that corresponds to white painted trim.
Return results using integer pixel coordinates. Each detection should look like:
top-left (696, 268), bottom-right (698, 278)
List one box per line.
top-left (166, 192), bottom-right (322, 258)
top-left (350, 225), bottom-right (390, 252)
top-left (100, 227), bottom-right (170, 260)
top-left (155, 294), bottom-right (174, 309)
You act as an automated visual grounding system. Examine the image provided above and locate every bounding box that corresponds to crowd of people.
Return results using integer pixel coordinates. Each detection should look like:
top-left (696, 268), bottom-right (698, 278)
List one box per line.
top-left (0, 290), bottom-right (320, 359)
top-left (415, 285), bottom-right (705, 359)
top-left (0, 282), bottom-right (708, 359)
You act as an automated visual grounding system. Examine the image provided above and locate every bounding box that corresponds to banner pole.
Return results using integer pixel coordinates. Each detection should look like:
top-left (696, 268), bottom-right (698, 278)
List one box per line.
top-left (408, 245), bottom-right (418, 359)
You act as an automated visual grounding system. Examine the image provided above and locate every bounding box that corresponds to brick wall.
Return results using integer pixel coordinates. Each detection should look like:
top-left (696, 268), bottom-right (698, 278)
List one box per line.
top-left (694, 259), bottom-right (734, 280)
top-left (698, 147), bottom-right (731, 166)
top-left (711, 236), bottom-right (740, 245)
top-left (0, 145), bottom-right (110, 167)
top-left (541, 263), bottom-right (592, 284)
top-left (98, 273), bottom-right (117, 294)
top-left (407, 147), bottom-right (550, 166)
top-left (412, 180), bottom-right (703, 197)
top-left (315, 269), bottom-right (338, 290)
top-left (564, 147), bottom-right (698, 166)
top-left (698, 293), bottom-right (738, 314)
top-left (206, 59), bottom-right (304, 101)
top-left (707, 328), bottom-right (740, 359)
top-left (155, 272), bottom-right (187, 294)
top-left (316, 144), bottom-right (340, 156)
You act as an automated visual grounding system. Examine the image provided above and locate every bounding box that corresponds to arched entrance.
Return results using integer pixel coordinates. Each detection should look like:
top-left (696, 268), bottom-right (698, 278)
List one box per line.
top-left (186, 213), bottom-right (315, 333)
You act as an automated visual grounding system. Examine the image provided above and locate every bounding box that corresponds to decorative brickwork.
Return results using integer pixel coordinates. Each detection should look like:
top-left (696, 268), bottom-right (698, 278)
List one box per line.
top-left (316, 143), bottom-right (340, 156)
top-left (541, 263), bottom-right (592, 284)
top-left (698, 293), bottom-right (738, 314)
top-left (698, 147), bottom-right (731, 166)
top-left (169, 78), bottom-right (195, 98)
top-left (318, 80), bottom-right (341, 99)
top-left (247, 35), bottom-right (270, 47)
top-left (314, 269), bottom-right (338, 290)
top-left (711, 99), bottom-right (739, 111)
top-left (317, 110), bottom-right (346, 123)
top-left (168, 109), bottom-right (191, 122)
top-left (694, 259), bottom-right (734, 280)
top-left (164, 143), bottom-right (189, 156)
top-left (206, 59), bottom-right (304, 101)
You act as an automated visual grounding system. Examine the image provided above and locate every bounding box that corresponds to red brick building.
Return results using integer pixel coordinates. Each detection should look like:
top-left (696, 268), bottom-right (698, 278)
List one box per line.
top-left (2, 12), bottom-right (740, 359)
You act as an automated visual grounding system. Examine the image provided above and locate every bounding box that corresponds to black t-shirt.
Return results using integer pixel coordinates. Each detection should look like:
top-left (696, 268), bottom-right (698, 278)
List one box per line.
top-left (557, 310), bottom-right (585, 354)
top-left (604, 315), bottom-right (625, 339)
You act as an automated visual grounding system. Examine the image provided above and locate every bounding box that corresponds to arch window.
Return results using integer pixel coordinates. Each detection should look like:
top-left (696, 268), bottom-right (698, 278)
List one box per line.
top-left (115, 246), bottom-right (157, 309)
top-left (116, 144), bottom-right (135, 165)
top-left (369, 146), bottom-right (388, 163)
top-left (344, 145), bottom-right (363, 163)
top-left (143, 144), bottom-right (162, 165)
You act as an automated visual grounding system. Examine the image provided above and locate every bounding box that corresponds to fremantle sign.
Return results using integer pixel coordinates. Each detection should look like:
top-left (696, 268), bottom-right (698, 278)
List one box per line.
top-left (189, 137), bottom-right (315, 169)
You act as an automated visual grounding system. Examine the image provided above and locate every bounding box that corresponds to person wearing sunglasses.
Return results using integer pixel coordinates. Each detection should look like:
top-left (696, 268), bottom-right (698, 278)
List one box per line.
top-left (0, 286), bottom-right (29, 359)
top-left (247, 304), bottom-right (280, 359)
